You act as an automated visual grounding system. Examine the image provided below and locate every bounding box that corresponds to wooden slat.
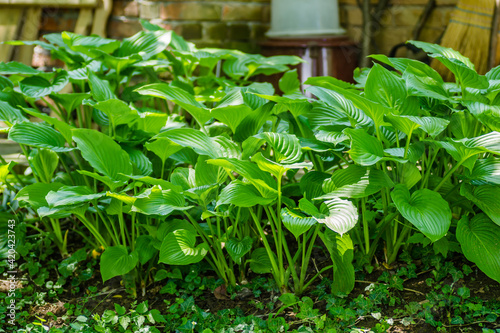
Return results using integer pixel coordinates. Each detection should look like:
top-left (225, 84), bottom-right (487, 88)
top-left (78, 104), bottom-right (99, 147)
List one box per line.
top-left (74, 8), bottom-right (93, 35)
top-left (0, 8), bottom-right (23, 62)
top-left (0, 0), bottom-right (97, 7)
top-left (16, 7), bottom-right (42, 65)
top-left (91, 0), bottom-right (112, 37)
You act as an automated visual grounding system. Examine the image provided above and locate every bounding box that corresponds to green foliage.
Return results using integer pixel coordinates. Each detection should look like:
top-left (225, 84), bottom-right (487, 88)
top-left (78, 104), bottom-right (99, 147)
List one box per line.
top-left (1, 23), bottom-right (500, 311)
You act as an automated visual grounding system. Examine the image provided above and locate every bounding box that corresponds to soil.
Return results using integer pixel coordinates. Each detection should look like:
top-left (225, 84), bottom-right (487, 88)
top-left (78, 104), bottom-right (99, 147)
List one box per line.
top-left (25, 255), bottom-right (500, 333)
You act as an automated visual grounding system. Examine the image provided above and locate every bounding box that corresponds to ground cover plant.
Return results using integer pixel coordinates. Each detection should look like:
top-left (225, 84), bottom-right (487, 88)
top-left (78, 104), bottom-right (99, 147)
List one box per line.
top-left (0, 21), bottom-right (499, 332)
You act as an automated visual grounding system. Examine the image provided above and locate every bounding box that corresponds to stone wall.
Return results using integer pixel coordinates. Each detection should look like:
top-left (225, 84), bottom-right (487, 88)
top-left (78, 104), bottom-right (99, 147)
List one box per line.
top-left (37, 0), bottom-right (457, 56)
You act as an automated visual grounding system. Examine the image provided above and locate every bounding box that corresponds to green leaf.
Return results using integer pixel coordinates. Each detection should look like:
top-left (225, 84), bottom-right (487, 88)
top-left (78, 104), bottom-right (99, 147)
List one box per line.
top-left (281, 207), bottom-right (317, 239)
top-left (465, 157), bottom-right (500, 185)
top-left (464, 102), bottom-right (500, 132)
top-left (391, 185), bottom-right (451, 242)
top-left (159, 229), bottom-right (209, 265)
top-left (100, 246), bottom-right (139, 282)
top-left (319, 229), bottom-right (355, 294)
top-left (62, 32), bottom-right (120, 56)
top-left (28, 148), bottom-right (59, 183)
top-left (307, 86), bottom-right (372, 128)
top-left (88, 71), bottom-right (116, 102)
top-left (0, 101), bottom-right (27, 125)
top-left (46, 186), bottom-right (104, 207)
top-left (9, 122), bottom-right (71, 152)
top-left (124, 147), bottom-right (153, 176)
top-left (457, 214), bottom-right (500, 283)
top-left (279, 69), bottom-right (300, 94)
top-left (321, 165), bottom-right (393, 199)
top-left (344, 128), bottom-right (384, 166)
top-left (117, 30), bottom-right (172, 59)
top-left (0, 61), bottom-right (40, 75)
top-left (50, 93), bottom-right (90, 113)
top-left (251, 152), bottom-right (312, 179)
top-left (20, 71), bottom-right (68, 98)
top-left (72, 128), bottom-right (132, 182)
top-left (249, 248), bottom-right (276, 274)
top-left (254, 132), bottom-right (303, 163)
top-left (154, 128), bottom-right (218, 158)
top-left (132, 187), bottom-right (190, 216)
top-left (15, 182), bottom-right (64, 209)
top-left (135, 235), bottom-right (158, 265)
top-left (460, 183), bottom-right (500, 226)
top-left (89, 99), bottom-right (139, 128)
top-left (21, 107), bottom-right (73, 143)
top-left (207, 158), bottom-right (277, 199)
top-left (463, 131), bottom-right (500, 155)
top-left (299, 171), bottom-right (330, 200)
top-left (145, 138), bottom-right (183, 165)
top-left (210, 104), bottom-right (252, 134)
top-left (135, 83), bottom-right (210, 126)
top-left (315, 198), bottom-right (358, 236)
top-left (407, 40), bottom-right (475, 69)
top-left (226, 237), bottom-right (253, 264)
top-left (365, 64), bottom-right (408, 112)
top-left (217, 180), bottom-right (274, 207)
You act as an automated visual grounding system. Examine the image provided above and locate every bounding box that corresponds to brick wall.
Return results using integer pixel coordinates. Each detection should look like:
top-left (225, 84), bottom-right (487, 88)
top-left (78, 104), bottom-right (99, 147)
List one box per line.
top-left (109, 0), bottom-right (270, 52)
top-left (339, 0), bottom-right (457, 56)
top-left (36, 0), bottom-right (457, 56)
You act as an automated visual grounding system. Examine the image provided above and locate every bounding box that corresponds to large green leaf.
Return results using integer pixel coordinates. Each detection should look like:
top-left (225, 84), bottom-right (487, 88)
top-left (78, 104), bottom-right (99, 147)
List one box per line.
top-left (321, 165), bottom-right (393, 199)
top-left (159, 229), bottom-right (209, 265)
top-left (207, 158), bottom-right (278, 199)
top-left (15, 182), bottom-right (64, 209)
top-left (464, 157), bottom-right (500, 185)
top-left (50, 93), bottom-right (90, 113)
top-left (100, 246), bottom-right (139, 282)
top-left (344, 128), bottom-right (384, 166)
top-left (21, 107), bottom-right (73, 143)
top-left (460, 183), bottom-right (500, 226)
top-left (154, 128), bottom-right (218, 158)
top-left (62, 32), bottom-right (120, 56)
top-left (226, 236), bottom-right (253, 265)
top-left (20, 71), bottom-right (68, 98)
top-left (135, 83), bottom-right (210, 126)
top-left (365, 63), bottom-right (409, 112)
top-left (251, 152), bottom-right (312, 180)
top-left (0, 61), bottom-right (40, 75)
top-left (391, 185), bottom-right (451, 242)
top-left (255, 132), bottom-right (302, 164)
top-left (28, 148), bottom-right (59, 183)
top-left (46, 186), bottom-right (104, 207)
top-left (88, 71), bottom-right (116, 102)
top-left (463, 131), bottom-right (500, 155)
top-left (279, 69), bottom-right (300, 94)
top-left (72, 128), bottom-right (132, 182)
top-left (117, 30), bottom-right (172, 59)
top-left (217, 180), bottom-right (274, 207)
top-left (249, 248), bottom-right (276, 274)
top-left (319, 229), bottom-right (355, 294)
top-left (315, 198), bottom-right (358, 236)
top-left (307, 86), bottom-right (372, 127)
top-left (299, 171), bottom-right (330, 200)
top-left (145, 138), bottom-right (183, 165)
top-left (124, 147), bottom-right (153, 176)
top-left (0, 101), bottom-right (27, 124)
top-left (210, 104), bottom-right (252, 134)
top-left (457, 214), bottom-right (500, 283)
top-left (135, 235), bottom-right (158, 265)
top-left (132, 188), bottom-right (190, 216)
top-left (281, 207), bottom-right (317, 239)
top-left (464, 101), bottom-right (500, 132)
top-left (89, 99), bottom-right (139, 129)
top-left (9, 122), bottom-right (71, 152)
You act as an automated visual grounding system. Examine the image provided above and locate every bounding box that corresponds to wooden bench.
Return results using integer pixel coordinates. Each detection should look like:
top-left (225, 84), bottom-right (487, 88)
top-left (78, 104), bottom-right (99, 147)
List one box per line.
top-left (0, 0), bottom-right (112, 65)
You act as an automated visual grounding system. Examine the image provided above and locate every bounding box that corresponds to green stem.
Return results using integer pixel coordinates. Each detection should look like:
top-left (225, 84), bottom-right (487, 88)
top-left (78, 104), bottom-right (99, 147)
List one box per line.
top-left (249, 208), bottom-right (283, 290)
top-left (434, 160), bottom-right (464, 192)
top-left (361, 197), bottom-right (369, 255)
